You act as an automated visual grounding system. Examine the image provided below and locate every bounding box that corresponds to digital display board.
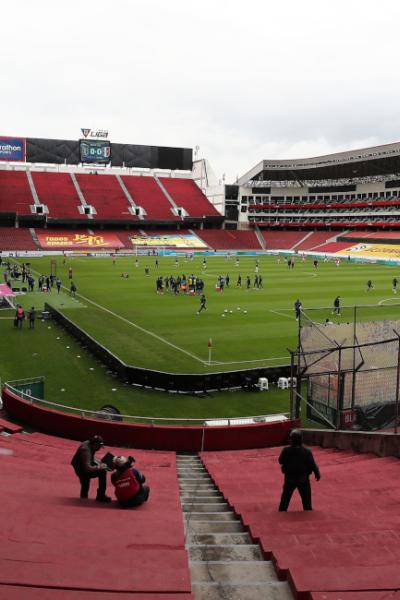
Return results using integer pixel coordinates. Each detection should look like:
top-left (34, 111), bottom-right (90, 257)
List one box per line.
top-left (79, 139), bottom-right (111, 164)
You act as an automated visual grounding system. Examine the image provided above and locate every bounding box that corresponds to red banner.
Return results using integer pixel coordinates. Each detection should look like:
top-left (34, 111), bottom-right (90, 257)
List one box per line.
top-left (36, 232), bottom-right (124, 249)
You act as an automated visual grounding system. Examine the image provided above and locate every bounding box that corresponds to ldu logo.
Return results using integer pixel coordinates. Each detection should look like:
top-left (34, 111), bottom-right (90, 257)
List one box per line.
top-left (81, 128), bottom-right (108, 139)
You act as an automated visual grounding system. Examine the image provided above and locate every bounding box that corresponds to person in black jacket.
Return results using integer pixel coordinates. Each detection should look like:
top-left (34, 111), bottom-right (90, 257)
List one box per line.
top-left (278, 429), bottom-right (320, 511)
top-left (71, 435), bottom-right (111, 502)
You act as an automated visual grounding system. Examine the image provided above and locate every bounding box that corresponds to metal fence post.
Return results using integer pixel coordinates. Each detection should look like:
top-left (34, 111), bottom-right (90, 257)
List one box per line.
top-left (336, 346), bottom-right (342, 430)
top-left (395, 335), bottom-right (400, 435)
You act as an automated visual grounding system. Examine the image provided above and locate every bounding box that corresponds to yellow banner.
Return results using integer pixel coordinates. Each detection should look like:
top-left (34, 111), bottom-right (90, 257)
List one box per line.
top-left (338, 243), bottom-right (400, 259)
top-left (37, 232), bottom-right (124, 248)
top-left (130, 234), bottom-right (207, 249)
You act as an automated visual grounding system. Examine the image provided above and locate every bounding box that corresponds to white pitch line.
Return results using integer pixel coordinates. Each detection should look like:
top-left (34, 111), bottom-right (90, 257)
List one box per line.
top-left (71, 291), bottom-right (207, 364)
top-left (378, 297), bottom-right (399, 305)
top-left (269, 309), bottom-right (296, 321)
top-left (17, 260), bottom-right (290, 367)
top-left (212, 356), bottom-right (289, 365)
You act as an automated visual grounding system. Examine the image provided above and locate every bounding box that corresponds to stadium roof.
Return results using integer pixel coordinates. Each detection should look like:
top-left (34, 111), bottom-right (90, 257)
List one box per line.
top-left (238, 141), bottom-right (400, 184)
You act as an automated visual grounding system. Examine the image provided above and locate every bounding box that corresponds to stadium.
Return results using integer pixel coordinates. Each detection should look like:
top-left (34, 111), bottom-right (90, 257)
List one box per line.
top-left (1, 129), bottom-right (400, 598)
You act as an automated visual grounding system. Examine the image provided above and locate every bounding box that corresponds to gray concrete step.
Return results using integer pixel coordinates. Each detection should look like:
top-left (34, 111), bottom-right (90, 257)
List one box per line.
top-left (184, 512), bottom-right (237, 522)
top-left (182, 496), bottom-right (225, 504)
top-left (190, 560), bottom-right (278, 583)
top-left (182, 503), bottom-right (229, 513)
top-left (191, 581), bottom-right (293, 600)
top-left (181, 489), bottom-right (222, 497)
top-left (185, 521), bottom-right (245, 534)
top-left (189, 544), bottom-right (263, 562)
top-left (185, 532), bottom-right (251, 545)
top-left (180, 484), bottom-right (215, 490)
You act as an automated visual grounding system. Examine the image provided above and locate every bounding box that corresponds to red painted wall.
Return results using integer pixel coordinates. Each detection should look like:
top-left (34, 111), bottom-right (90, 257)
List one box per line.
top-left (2, 387), bottom-right (298, 451)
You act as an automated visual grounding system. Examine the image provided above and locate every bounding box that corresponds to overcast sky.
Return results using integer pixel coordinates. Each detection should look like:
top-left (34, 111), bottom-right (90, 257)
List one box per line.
top-left (2, 0), bottom-right (400, 182)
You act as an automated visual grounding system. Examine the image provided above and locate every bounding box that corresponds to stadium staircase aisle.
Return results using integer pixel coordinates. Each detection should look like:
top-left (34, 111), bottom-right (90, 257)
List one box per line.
top-left (0, 430), bottom-right (193, 599)
top-left (201, 447), bottom-right (400, 599)
top-left (178, 453), bottom-right (293, 600)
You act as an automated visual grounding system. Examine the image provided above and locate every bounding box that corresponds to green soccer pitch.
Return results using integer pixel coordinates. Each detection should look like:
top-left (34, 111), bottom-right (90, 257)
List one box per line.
top-left (1, 253), bottom-right (400, 421)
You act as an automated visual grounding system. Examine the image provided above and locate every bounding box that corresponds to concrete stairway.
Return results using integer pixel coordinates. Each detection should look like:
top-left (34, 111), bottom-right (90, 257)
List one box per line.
top-left (177, 454), bottom-right (293, 600)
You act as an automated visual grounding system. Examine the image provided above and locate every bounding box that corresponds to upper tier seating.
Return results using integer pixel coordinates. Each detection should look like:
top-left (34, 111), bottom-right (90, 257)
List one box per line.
top-left (0, 227), bottom-right (37, 250)
top-left (261, 230), bottom-right (308, 250)
top-left (159, 178), bottom-right (220, 218)
top-left (75, 174), bottom-right (137, 221)
top-left (201, 447), bottom-right (400, 598)
top-left (32, 172), bottom-right (86, 220)
top-left (0, 431), bottom-right (192, 597)
top-left (196, 229), bottom-right (262, 250)
top-left (295, 231), bottom-right (336, 251)
top-left (121, 176), bottom-right (179, 221)
top-left (0, 171), bottom-right (33, 215)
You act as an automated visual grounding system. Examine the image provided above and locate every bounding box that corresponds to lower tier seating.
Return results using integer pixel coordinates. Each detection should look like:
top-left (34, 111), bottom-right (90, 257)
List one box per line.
top-left (261, 230), bottom-right (308, 250)
top-left (0, 431), bottom-right (192, 597)
top-left (0, 227), bottom-right (37, 250)
top-left (295, 231), bottom-right (337, 251)
top-left (201, 447), bottom-right (400, 597)
top-left (196, 229), bottom-right (262, 249)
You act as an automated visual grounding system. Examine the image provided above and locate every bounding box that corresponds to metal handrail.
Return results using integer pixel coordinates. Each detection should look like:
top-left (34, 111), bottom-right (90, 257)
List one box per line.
top-left (3, 382), bottom-right (289, 426)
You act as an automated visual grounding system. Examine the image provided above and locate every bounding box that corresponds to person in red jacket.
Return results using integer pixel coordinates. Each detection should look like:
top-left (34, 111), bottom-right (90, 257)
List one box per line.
top-left (111, 456), bottom-right (150, 508)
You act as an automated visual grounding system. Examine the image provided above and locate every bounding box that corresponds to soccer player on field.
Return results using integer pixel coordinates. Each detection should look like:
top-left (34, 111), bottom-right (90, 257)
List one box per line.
top-left (197, 294), bottom-right (207, 314)
top-left (332, 296), bottom-right (341, 316)
top-left (392, 277), bottom-right (398, 294)
top-left (366, 280), bottom-right (374, 292)
top-left (294, 299), bottom-right (302, 320)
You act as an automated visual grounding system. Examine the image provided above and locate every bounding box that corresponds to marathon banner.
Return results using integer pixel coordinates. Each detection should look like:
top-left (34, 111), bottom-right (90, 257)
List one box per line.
top-left (36, 232), bottom-right (124, 249)
top-left (338, 243), bottom-right (400, 260)
top-left (130, 233), bottom-right (207, 249)
top-left (0, 136), bottom-right (26, 161)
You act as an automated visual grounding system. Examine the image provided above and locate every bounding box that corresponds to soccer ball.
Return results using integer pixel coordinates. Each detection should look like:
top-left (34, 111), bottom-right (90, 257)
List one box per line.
top-left (224, 309), bottom-right (228, 312)
top-left (229, 310), bottom-right (233, 313)
top-left (244, 310), bottom-right (247, 314)
top-left (221, 314), bottom-right (225, 318)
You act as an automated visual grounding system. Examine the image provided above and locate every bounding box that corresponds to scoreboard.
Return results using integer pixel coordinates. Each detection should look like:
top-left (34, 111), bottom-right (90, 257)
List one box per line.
top-left (79, 139), bottom-right (111, 164)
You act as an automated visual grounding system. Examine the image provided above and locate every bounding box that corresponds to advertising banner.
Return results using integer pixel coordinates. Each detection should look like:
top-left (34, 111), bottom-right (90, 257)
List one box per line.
top-left (338, 243), bottom-right (400, 260)
top-left (0, 136), bottom-right (26, 162)
top-left (36, 232), bottom-right (124, 249)
top-left (130, 234), bottom-right (207, 249)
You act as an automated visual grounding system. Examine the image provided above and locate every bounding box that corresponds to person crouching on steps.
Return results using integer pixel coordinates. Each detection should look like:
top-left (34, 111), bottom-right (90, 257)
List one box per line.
top-left (71, 435), bottom-right (111, 502)
top-left (111, 456), bottom-right (150, 508)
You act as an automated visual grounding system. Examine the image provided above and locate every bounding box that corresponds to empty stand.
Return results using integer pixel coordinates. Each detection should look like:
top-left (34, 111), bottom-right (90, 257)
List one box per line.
top-left (122, 176), bottom-right (179, 221)
top-left (0, 227), bottom-right (37, 250)
top-left (75, 174), bottom-right (137, 221)
top-left (0, 171), bottom-right (33, 216)
top-left (197, 229), bottom-right (262, 250)
top-left (159, 178), bottom-right (220, 218)
top-left (201, 447), bottom-right (400, 598)
top-left (31, 172), bottom-right (86, 220)
top-left (0, 431), bottom-right (192, 597)
top-left (295, 231), bottom-right (336, 252)
top-left (314, 241), bottom-right (354, 253)
top-left (261, 230), bottom-right (308, 250)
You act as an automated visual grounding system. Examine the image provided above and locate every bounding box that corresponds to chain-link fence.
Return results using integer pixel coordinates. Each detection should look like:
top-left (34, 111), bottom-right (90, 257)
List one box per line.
top-left (290, 307), bottom-right (400, 431)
